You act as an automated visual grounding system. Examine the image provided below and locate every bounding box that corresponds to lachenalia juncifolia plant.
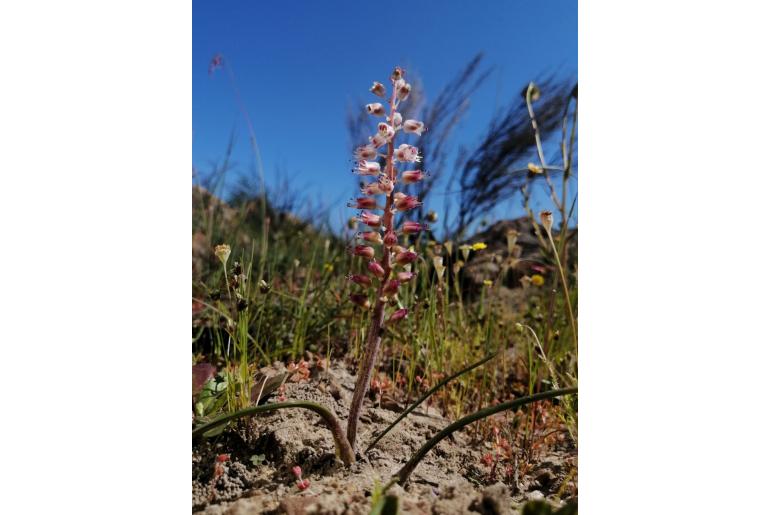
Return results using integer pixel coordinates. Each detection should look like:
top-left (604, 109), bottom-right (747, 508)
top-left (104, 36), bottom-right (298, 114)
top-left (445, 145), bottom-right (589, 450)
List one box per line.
top-left (193, 67), bottom-right (577, 484)
top-left (345, 66), bottom-right (427, 451)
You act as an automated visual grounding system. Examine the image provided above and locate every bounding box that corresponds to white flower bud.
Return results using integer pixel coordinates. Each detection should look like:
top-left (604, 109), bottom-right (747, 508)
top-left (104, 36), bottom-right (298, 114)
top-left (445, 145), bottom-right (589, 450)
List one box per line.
top-left (403, 119), bottom-right (425, 135)
top-left (397, 82), bottom-right (411, 101)
top-left (354, 145), bottom-right (377, 160)
top-left (366, 103), bottom-right (386, 116)
top-left (370, 81), bottom-right (386, 98)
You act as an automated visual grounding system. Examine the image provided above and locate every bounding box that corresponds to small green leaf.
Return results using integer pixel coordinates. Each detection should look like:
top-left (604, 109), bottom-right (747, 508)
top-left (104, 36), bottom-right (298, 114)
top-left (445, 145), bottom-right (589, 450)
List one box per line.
top-left (370, 494), bottom-right (400, 515)
top-left (250, 454), bottom-right (265, 466)
top-left (201, 423), bottom-right (227, 438)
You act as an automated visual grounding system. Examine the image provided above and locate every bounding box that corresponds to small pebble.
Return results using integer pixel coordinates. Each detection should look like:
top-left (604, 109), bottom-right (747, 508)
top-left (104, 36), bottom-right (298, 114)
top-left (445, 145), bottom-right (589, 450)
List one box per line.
top-left (526, 490), bottom-right (544, 501)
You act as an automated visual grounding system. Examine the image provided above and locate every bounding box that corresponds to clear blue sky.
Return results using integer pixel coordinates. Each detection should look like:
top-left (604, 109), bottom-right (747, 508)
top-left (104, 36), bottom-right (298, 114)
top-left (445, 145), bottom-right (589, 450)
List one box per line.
top-left (193, 0), bottom-right (577, 234)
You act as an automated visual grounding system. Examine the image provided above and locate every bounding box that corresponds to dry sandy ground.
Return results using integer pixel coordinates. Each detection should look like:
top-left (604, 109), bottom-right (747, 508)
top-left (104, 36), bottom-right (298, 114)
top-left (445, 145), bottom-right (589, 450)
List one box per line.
top-left (192, 363), bottom-right (576, 514)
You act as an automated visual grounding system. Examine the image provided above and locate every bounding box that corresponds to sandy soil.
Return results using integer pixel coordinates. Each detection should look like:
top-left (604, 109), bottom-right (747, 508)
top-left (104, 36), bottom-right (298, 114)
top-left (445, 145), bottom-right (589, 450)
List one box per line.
top-left (192, 363), bottom-right (576, 514)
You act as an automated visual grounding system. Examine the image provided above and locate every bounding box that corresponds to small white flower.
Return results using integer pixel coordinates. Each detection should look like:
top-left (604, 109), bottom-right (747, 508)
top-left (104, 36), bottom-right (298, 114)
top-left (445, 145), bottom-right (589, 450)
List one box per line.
top-left (389, 112), bottom-right (402, 127)
top-left (397, 82), bottom-right (411, 101)
top-left (370, 81), bottom-right (386, 98)
top-left (361, 182), bottom-right (386, 196)
top-left (366, 103), bottom-right (386, 116)
top-left (395, 144), bottom-right (421, 163)
top-left (378, 175), bottom-right (394, 194)
top-left (369, 133), bottom-right (388, 148)
top-left (355, 160), bottom-right (381, 176)
top-left (354, 145), bottom-right (378, 160)
top-left (403, 119), bottom-right (425, 135)
top-left (378, 122), bottom-right (395, 141)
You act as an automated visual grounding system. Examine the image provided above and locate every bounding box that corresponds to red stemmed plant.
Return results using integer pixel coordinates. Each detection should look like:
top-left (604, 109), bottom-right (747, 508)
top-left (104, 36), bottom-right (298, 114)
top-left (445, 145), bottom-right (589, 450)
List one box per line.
top-left (193, 66), bottom-right (576, 488)
top-left (346, 66), bottom-right (426, 451)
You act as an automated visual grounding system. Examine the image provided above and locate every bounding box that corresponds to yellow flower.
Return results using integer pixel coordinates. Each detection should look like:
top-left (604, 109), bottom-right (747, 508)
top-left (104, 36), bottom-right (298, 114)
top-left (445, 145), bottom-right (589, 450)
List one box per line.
top-left (324, 263), bottom-right (334, 273)
top-left (531, 274), bottom-right (545, 286)
top-left (471, 242), bottom-right (487, 251)
top-left (527, 162), bottom-right (544, 174)
top-left (483, 279), bottom-right (493, 287)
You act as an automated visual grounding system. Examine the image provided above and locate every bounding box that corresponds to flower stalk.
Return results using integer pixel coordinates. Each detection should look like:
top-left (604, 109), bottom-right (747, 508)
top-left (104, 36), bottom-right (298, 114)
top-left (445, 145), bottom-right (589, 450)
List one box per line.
top-left (346, 67), bottom-right (426, 451)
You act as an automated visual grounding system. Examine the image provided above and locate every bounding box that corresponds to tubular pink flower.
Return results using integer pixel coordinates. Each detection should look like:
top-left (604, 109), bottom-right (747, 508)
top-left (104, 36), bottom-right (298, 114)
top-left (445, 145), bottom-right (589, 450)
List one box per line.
top-left (377, 176), bottom-right (394, 195)
top-left (367, 260), bottom-right (385, 278)
top-left (377, 122), bottom-right (395, 141)
top-left (389, 112), bottom-right (402, 127)
top-left (396, 271), bottom-right (416, 283)
top-left (395, 250), bottom-right (418, 265)
top-left (358, 211), bottom-right (381, 227)
top-left (403, 119), bottom-right (425, 135)
top-left (354, 145), bottom-right (377, 160)
top-left (350, 293), bottom-right (370, 309)
top-left (395, 144), bottom-right (421, 163)
top-left (391, 67), bottom-right (404, 82)
top-left (369, 133), bottom-right (388, 148)
top-left (355, 160), bottom-right (381, 176)
top-left (394, 195), bottom-right (421, 212)
top-left (383, 231), bottom-right (398, 248)
top-left (348, 274), bottom-right (373, 287)
top-left (382, 279), bottom-right (400, 296)
top-left (400, 170), bottom-right (425, 184)
top-left (401, 221), bottom-right (424, 234)
top-left (352, 245), bottom-right (375, 259)
top-left (361, 182), bottom-right (386, 196)
top-left (388, 308), bottom-right (408, 323)
top-left (292, 466), bottom-right (302, 478)
top-left (370, 81), bottom-right (386, 97)
top-left (397, 82), bottom-right (411, 101)
top-left (347, 197), bottom-right (377, 209)
top-left (358, 231), bottom-right (383, 245)
top-left (366, 103), bottom-right (386, 116)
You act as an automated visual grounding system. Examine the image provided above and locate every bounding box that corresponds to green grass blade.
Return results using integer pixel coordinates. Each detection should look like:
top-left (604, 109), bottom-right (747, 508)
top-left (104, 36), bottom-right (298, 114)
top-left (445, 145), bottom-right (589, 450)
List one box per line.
top-left (365, 352), bottom-right (498, 454)
top-left (192, 400), bottom-right (355, 465)
top-left (395, 387), bottom-right (577, 484)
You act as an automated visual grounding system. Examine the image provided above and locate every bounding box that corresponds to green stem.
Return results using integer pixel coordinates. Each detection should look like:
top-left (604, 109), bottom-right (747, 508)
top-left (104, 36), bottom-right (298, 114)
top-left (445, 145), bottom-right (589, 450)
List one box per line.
top-left (393, 387), bottom-right (577, 485)
top-left (526, 83), bottom-right (563, 212)
top-left (192, 401), bottom-right (355, 466)
top-left (365, 352), bottom-right (497, 453)
top-left (546, 229), bottom-right (578, 350)
top-left (222, 263), bottom-right (231, 300)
